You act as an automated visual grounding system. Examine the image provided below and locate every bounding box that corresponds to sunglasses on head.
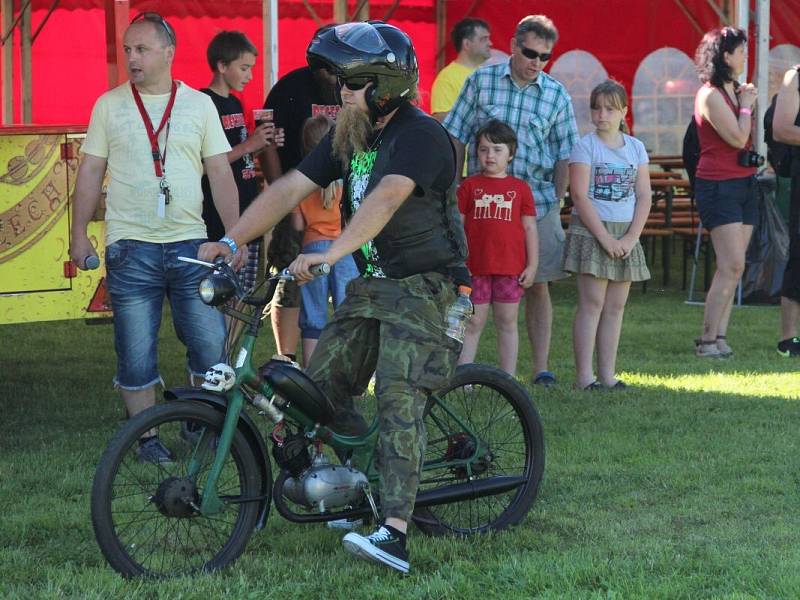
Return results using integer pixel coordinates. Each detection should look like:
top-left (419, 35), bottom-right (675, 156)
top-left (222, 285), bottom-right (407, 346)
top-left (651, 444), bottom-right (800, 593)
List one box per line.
top-left (337, 75), bottom-right (373, 91)
top-left (131, 12), bottom-right (176, 46)
top-left (519, 45), bottom-right (551, 62)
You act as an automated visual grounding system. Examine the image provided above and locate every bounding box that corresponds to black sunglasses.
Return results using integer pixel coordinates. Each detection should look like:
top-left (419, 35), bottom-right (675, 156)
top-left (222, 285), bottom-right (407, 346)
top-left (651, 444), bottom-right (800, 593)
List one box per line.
top-left (337, 75), bottom-right (373, 91)
top-left (131, 12), bottom-right (176, 46)
top-left (519, 45), bottom-right (551, 62)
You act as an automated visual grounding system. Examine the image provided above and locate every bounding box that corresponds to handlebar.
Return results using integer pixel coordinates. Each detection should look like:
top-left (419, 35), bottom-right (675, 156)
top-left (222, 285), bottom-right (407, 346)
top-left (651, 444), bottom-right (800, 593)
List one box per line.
top-left (278, 263), bottom-right (331, 280)
top-left (176, 256), bottom-right (330, 282)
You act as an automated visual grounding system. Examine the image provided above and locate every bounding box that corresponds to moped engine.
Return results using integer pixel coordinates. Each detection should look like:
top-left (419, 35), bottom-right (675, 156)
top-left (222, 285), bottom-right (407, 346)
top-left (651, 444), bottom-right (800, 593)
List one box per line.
top-left (282, 454), bottom-right (368, 512)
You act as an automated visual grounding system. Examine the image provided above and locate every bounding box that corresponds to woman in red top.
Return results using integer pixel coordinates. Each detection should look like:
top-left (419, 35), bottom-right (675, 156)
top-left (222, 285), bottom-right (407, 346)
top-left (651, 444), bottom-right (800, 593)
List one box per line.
top-left (693, 27), bottom-right (759, 358)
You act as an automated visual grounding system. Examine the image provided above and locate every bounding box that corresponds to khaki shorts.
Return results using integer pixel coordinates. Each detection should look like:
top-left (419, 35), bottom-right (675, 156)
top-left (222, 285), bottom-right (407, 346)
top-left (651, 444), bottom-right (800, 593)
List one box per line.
top-left (534, 206), bottom-right (569, 283)
top-left (266, 215), bottom-right (302, 308)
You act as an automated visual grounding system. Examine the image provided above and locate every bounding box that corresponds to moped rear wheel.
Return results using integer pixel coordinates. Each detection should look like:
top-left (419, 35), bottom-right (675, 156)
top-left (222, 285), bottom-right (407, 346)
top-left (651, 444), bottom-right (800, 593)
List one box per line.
top-left (414, 364), bottom-right (545, 535)
top-left (91, 402), bottom-right (263, 577)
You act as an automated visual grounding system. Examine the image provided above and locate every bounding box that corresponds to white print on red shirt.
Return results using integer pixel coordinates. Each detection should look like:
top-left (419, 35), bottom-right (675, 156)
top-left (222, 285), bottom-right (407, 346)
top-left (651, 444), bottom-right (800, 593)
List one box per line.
top-left (472, 189), bottom-right (515, 221)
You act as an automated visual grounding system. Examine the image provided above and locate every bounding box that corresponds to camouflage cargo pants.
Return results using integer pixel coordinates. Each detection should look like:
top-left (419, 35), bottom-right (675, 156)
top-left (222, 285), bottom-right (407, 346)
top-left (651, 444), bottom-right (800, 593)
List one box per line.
top-left (306, 272), bottom-right (460, 521)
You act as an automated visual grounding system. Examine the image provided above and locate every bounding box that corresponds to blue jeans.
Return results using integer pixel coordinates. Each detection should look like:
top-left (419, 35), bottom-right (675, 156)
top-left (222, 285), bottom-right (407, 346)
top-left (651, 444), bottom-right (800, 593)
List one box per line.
top-left (299, 240), bottom-right (359, 339)
top-left (105, 238), bottom-right (226, 390)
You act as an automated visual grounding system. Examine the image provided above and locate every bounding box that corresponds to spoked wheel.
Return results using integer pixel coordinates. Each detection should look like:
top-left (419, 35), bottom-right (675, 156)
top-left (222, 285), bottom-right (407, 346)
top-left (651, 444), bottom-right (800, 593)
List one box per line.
top-left (91, 402), bottom-right (264, 577)
top-left (414, 364), bottom-right (544, 535)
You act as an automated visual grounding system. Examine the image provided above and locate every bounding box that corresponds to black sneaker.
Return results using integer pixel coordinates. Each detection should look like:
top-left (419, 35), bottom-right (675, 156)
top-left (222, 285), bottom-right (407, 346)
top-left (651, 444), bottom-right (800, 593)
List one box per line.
top-left (342, 525), bottom-right (409, 574)
top-left (777, 337), bottom-right (800, 357)
top-left (136, 436), bottom-right (174, 465)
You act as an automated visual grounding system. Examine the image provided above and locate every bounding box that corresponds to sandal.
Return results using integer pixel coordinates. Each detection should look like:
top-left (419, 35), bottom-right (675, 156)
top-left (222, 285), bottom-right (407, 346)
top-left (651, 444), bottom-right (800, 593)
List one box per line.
top-left (533, 370), bottom-right (556, 387)
top-left (579, 380), bottom-right (603, 391)
top-left (609, 380), bottom-right (628, 389)
top-left (715, 335), bottom-right (733, 357)
top-left (694, 338), bottom-right (722, 358)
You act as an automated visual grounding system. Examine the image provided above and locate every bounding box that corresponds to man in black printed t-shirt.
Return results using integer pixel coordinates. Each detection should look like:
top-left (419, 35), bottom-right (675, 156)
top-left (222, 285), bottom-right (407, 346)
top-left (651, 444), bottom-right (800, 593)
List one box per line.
top-left (200, 22), bottom-right (469, 574)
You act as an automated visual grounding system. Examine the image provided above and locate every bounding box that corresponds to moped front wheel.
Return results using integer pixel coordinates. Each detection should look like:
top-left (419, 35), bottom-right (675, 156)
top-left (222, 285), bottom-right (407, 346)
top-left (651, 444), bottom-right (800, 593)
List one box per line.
top-left (414, 364), bottom-right (545, 535)
top-left (91, 402), bottom-right (263, 577)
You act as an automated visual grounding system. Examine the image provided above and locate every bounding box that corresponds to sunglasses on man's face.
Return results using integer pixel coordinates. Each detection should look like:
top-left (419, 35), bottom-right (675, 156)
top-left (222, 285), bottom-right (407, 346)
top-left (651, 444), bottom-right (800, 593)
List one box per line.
top-left (131, 12), bottom-right (176, 46)
top-left (519, 45), bottom-right (551, 62)
top-left (337, 76), bottom-right (373, 91)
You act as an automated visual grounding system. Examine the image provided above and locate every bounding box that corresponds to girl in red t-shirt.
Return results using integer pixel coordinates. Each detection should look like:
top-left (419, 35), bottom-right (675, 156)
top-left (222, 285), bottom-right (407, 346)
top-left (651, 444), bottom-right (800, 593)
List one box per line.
top-left (456, 120), bottom-right (538, 375)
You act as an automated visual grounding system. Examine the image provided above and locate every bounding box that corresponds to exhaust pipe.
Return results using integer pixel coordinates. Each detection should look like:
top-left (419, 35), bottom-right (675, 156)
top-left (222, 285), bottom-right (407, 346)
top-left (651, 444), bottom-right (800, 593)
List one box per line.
top-left (413, 475), bottom-right (527, 508)
top-left (273, 474), bottom-right (528, 524)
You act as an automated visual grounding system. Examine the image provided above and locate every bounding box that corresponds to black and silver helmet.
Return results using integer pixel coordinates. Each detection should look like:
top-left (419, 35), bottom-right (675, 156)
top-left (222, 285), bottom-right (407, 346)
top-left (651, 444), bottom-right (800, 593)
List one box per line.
top-left (306, 21), bottom-right (418, 117)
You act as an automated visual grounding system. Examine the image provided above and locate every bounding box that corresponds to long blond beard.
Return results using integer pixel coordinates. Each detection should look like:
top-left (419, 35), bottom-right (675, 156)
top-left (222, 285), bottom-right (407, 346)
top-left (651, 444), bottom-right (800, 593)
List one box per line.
top-left (332, 104), bottom-right (374, 166)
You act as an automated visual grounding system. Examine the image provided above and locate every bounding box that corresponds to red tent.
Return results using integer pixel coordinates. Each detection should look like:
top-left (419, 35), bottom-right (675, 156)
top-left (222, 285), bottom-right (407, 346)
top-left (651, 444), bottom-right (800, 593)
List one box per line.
top-left (1, 0), bottom-right (798, 125)
top-left (444, 0), bottom-right (800, 96)
top-left (1, 0), bottom-right (438, 124)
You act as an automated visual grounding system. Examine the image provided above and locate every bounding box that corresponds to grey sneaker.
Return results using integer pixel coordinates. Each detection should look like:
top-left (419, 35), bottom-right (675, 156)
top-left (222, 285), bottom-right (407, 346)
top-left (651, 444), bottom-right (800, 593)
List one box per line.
top-left (695, 339), bottom-right (723, 358)
top-left (716, 336), bottom-right (733, 357)
top-left (342, 525), bottom-right (409, 574)
top-left (136, 437), bottom-right (174, 465)
top-left (326, 518), bottom-right (364, 530)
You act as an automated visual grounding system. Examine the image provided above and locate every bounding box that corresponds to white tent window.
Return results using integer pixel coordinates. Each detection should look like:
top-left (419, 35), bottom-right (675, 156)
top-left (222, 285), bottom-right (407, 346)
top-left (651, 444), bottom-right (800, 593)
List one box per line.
top-left (768, 44), bottom-right (800, 100)
top-left (632, 48), bottom-right (700, 156)
top-left (550, 50), bottom-right (609, 136)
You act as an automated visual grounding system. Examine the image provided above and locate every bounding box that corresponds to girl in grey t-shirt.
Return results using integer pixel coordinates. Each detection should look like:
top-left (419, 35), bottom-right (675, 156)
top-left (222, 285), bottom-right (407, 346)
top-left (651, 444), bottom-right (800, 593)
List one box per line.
top-left (562, 80), bottom-right (653, 391)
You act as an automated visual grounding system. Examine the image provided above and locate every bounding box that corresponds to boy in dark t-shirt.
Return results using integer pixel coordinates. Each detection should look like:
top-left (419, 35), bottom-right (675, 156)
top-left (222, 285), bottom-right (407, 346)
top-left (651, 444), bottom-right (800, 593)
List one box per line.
top-left (201, 31), bottom-right (282, 291)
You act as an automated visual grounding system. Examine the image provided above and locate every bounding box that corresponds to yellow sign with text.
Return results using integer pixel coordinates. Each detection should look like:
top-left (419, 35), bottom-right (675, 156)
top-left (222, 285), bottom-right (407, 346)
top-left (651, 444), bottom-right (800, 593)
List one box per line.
top-left (0, 129), bottom-right (110, 324)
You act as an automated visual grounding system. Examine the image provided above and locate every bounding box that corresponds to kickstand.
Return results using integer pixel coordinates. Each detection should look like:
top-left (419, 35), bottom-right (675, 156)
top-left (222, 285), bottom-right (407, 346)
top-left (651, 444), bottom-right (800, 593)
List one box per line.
top-left (360, 481), bottom-right (380, 523)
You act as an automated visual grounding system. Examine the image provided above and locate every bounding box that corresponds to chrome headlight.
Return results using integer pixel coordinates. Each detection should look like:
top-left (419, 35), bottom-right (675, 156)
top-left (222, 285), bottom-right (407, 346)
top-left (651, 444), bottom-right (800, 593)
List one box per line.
top-left (198, 273), bottom-right (236, 306)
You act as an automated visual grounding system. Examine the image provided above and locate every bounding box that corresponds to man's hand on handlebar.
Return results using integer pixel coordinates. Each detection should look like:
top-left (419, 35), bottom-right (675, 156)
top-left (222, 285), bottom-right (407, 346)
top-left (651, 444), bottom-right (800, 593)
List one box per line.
top-left (197, 241), bottom-right (246, 271)
top-left (289, 252), bottom-right (330, 283)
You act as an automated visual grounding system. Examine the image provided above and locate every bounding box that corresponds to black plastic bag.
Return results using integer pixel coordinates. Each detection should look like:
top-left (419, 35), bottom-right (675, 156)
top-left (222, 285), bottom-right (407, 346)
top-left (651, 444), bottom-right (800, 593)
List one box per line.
top-left (742, 176), bottom-right (789, 304)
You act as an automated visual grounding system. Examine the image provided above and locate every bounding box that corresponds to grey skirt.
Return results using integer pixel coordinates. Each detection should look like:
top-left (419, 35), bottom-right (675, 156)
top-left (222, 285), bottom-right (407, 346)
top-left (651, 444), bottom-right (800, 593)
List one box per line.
top-left (562, 214), bottom-right (651, 282)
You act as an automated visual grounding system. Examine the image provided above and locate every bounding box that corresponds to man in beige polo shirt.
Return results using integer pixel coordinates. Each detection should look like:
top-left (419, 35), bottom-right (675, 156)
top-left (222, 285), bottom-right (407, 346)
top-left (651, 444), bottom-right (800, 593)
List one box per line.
top-left (69, 13), bottom-right (239, 464)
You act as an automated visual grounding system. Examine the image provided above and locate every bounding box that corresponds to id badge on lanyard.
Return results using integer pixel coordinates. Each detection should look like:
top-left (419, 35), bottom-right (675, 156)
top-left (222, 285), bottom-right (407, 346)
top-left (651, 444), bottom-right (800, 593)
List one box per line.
top-left (131, 81), bottom-right (177, 218)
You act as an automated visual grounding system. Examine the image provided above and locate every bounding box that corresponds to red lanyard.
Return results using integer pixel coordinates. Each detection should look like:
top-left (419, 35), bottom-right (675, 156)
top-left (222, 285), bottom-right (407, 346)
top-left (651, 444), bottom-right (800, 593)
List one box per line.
top-left (131, 81), bottom-right (178, 178)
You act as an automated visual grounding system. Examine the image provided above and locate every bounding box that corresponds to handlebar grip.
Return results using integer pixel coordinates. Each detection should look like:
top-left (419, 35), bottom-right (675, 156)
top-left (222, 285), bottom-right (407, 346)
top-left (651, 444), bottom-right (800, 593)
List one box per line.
top-left (84, 255), bottom-right (100, 270)
top-left (310, 263), bottom-right (330, 276)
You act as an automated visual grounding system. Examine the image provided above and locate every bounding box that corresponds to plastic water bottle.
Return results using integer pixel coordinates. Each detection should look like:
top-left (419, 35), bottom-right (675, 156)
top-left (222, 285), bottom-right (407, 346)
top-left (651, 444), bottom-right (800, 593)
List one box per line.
top-left (445, 285), bottom-right (474, 343)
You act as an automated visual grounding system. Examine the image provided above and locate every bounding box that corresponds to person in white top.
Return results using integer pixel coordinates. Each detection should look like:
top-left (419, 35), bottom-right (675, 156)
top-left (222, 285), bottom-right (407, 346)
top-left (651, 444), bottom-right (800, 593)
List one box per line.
top-left (69, 13), bottom-right (240, 464)
top-left (562, 80), bottom-right (652, 390)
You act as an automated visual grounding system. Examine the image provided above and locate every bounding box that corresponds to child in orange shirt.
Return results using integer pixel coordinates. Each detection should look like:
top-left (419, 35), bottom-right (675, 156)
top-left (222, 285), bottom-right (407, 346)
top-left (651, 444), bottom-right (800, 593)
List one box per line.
top-left (291, 115), bottom-right (359, 366)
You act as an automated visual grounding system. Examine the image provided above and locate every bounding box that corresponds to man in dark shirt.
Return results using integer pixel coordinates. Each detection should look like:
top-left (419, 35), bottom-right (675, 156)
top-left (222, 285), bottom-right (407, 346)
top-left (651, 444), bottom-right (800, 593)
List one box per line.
top-left (200, 22), bottom-right (468, 574)
top-left (259, 28), bottom-right (340, 362)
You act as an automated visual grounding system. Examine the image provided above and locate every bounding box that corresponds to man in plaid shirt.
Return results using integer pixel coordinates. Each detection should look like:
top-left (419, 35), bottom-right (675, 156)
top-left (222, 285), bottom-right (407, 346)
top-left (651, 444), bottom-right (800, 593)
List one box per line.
top-left (443, 14), bottom-right (578, 388)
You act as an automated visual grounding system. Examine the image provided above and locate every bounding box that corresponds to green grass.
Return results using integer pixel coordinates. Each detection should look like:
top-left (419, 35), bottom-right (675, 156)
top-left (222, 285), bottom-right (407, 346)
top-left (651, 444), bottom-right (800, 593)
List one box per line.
top-left (1, 274), bottom-right (799, 598)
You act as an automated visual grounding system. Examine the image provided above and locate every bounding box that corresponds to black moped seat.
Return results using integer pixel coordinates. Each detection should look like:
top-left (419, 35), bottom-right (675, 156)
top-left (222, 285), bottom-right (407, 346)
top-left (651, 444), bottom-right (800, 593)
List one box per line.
top-left (259, 360), bottom-right (334, 424)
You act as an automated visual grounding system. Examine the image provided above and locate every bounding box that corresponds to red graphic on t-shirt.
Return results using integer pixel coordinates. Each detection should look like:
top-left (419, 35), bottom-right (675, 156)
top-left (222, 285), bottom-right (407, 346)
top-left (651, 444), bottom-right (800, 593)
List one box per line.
top-left (221, 112), bottom-right (246, 129)
top-left (311, 104), bottom-right (341, 120)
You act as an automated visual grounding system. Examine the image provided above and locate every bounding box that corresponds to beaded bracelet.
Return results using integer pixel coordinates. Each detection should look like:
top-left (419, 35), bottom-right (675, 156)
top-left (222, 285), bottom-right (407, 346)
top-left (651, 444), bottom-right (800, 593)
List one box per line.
top-left (219, 236), bottom-right (238, 254)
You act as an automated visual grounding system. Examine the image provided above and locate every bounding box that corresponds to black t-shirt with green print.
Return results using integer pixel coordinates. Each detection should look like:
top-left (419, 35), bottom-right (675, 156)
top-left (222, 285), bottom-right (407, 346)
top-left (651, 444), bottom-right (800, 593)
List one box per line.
top-left (297, 103), bottom-right (456, 278)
